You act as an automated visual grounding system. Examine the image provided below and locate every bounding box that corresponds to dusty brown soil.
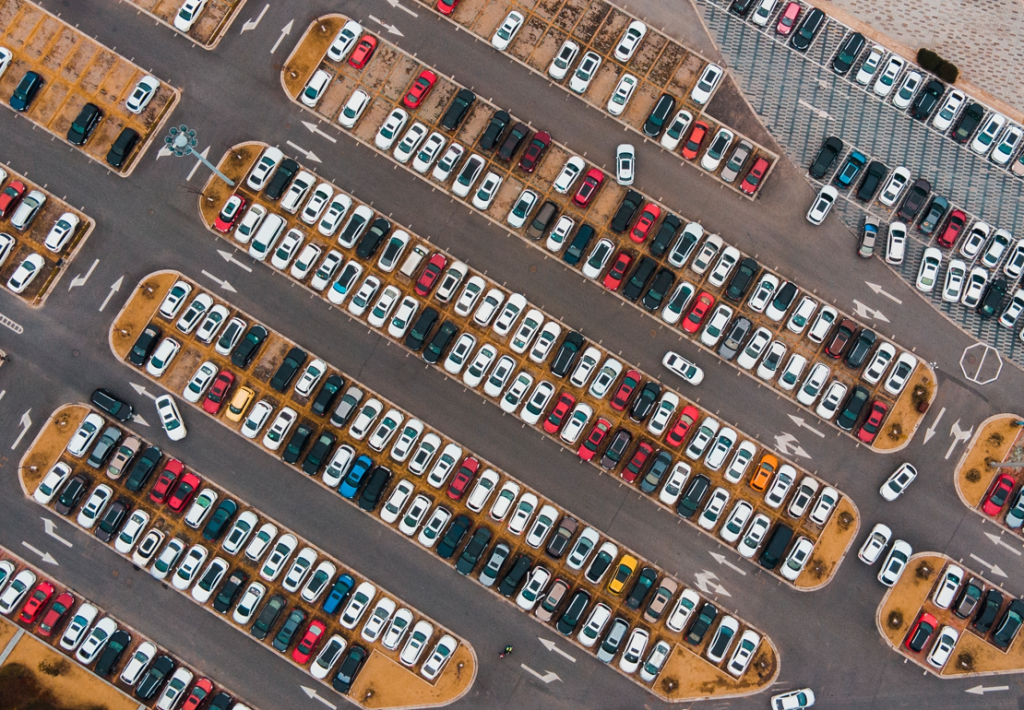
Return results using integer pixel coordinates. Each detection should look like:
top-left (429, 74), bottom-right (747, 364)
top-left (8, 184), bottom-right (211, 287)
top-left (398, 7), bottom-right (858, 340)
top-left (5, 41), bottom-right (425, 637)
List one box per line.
top-left (352, 645), bottom-right (475, 708)
top-left (649, 43), bottom-right (687, 89)
top-left (654, 639), bottom-right (777, 700)
top-left (381, 55), bottom-right (420, 104)
top-left (573, 1), bottom-right (610, 43)
top-left (0, 617), bottom-right (19, 650)
top-left (510, 16), bottom-right (548, 63)
top-left (19, 405), bottom-right (89, 494)
top-left (586, 61), bottom-right (621, 106)
top-left (591, 7), bottom-right (628, 53)
top-left (452, 0), bottom-right (487, 26)
top-left (354, 99), bottom-right (393, 144)
top-left (533, 0), bottom-right (564, 22)
top-left (631, 32), bottom-right (667, 78)
top-left (794, 496), bottom-right (859, 589)
top-left (554, 0), bottom-right (586, 33)
top-left (623, 81), bottom-right (659, 127)
top-left (110, 271), bottom-right (179, 360)
top-left (470, 0), bottom-right (512, 37)
top-left (943, 622), bottom-right (1024, 676)
top-left (872, 365), bottom-right (934, 451)
top-left (956, 415), bottom-right (1023, 507)
top-left (282, 16), bottom-right (344, 98)
top-left (200, 143), bottom-right (262, 227)
top-left (877, 553), bottom-right (944, 649)
top-left (668, 53), bottom-right (704, 99)
top-left (526, 27), bottom-right (565, 72)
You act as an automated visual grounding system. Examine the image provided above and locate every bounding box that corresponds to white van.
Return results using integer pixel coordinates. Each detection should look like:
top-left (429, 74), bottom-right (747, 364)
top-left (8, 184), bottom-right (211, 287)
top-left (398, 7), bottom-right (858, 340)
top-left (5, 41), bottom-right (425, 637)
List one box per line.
top-left (399, 245), bottom-right (428, 279)
top-left (248, 214), bottom-right (285, 261)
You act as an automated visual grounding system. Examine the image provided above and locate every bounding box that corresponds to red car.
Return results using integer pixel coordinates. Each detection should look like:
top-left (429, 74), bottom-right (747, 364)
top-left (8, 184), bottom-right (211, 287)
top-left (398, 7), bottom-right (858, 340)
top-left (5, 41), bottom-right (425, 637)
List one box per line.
top-left (149, 459), bottom-right (183, 504)
top-left (629, 204), bottom-right (660, 243)
top-left (348, 36), bottom-right (377, 69)
top-left (543, 393), bottom-right (576, 434)
top-left (573, 168), bottom-right (604, 207)
top-left (402, 70), bottom-right (438, 109)
top-left (610, 370), bottom-right (641, 411)
top-left (578, 418), bottom-right (612, 461)
top-left (682, 122), bottom-right (708, 160)
top-left (167, 472), bottom-right (202, 512)
top-left (518, 131), bottom-right (550, 173)
top-left (19, 581), bottom-right (54, 624)
top-left (213, 194), bottom-right (246, 233)
top-left (415, 253), bottom-right (447, 296)
top-left (447, 456), bottom-right (479, 501)
top-left (0, 180), bottom-right (25, 218)
top-left (37, 591), bottom-right (74, 637)
top-left (775, 2), bottom-right (801, 35)
top-left (740, 157), bottom-right (769, 196)
top-left (437, 0), bottom-right (460, 16)
top-left (983, 474), bottom-right (1016, 516)
top-left (682, 292), bottom-right (715, 334)
top-left (622, 441), bottom-right (654, 483)
top-left (203, 370), bottom-right (235, 415)
top-left (905, 612), bottom-right (937, 652)
top-left (856, 400), bottom-right (888, 443)
top-left (292, 620), bottom-right (327, 664)
top-left (936, 209), bottom-right (967, 248)
top-left (181, 678), bottom-right (214, 710)
top-left (665, 405), bottom-right (700, 448)
top-left (602, 251), bottom-right (633, 290)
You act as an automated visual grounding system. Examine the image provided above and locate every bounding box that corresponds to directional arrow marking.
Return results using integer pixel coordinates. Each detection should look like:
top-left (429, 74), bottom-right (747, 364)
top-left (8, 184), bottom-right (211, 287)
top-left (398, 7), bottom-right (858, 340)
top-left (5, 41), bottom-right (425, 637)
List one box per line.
top-left (41, 518), bottom-right (72, 548)
top-left (865, 281), bottom-right (903, 304)
top-left (130, 383), bottom-right (158, 401)
top-left (131, 413), bottom-right (151, 427)
top-left (965, 684), bottom-right (1009, 695)
top-left (983, 532), bottom-right (1022, 556)
top-left (520, 664), bottom-right (561, 683)
top-left (922, 406), bottom-right (945, 444)
top-left (969, 553), bottom-right (1007, 578)
top-left (285, 140), bottom-right (322, 164)
top-left (694, 570), bottom-right (731, 597)
top-left (774, 433), bottom-right (811, 459)
top-left (851, 299), bottom-right (889, 323)
top-left (200, 270), bottom-right (237, 293)
top-left (945, 420), bottom-right (974, 460)
top-left (68, 258), bottom-right (98, 290)
top-left (22, 542), bottom-right (57, 566)
top-left (271, 19), bottom-right (293, 54)
top-left (367, 14), bottom-right (405, 37)
top-left (786, 414), bottom-right (825, 438)
top-left (299, 686), bottom-right (337, 709)
top-left (217, 249), bottom-right (253, 272)
top-left (99, 276), bottom-right (123, 312)
top-left (386, 0), bottom-right (419, 17)
top-left (538, 637), bottom-right (576, 662)
top-left (10, 409), bottom-right (31, 450)
top-left (709, 551), bottom-right (747, 575)
top-left (301, 121), bottom-right (338, 143)
top-left (240, 3), bottom-right (269, 33)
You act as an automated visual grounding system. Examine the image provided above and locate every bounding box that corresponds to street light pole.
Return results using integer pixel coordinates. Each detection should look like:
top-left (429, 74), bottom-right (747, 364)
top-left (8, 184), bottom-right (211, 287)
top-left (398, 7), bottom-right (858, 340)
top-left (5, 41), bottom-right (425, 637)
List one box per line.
top-left (164, 124), bottom-right (235, 187)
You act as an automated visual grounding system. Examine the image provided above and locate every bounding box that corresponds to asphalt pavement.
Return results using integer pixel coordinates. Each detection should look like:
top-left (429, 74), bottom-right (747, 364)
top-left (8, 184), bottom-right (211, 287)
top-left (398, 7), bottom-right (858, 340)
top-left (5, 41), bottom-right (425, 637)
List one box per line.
top-left (0, 0), bottom-right (1023, 708)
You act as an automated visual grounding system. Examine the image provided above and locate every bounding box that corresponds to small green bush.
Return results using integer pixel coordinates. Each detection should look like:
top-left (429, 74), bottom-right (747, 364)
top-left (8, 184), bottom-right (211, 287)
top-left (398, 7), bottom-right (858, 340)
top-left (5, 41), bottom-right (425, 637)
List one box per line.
top-left (917, 48), bottom-right (941, 71)
top-left (937, 60), bottom-right (959, 84)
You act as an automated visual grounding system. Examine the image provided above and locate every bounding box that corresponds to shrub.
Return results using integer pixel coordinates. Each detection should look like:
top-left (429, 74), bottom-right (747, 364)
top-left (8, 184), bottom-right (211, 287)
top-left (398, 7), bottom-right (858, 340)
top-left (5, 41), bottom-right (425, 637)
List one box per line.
top-left (937, 60), bottom-right (959, 84)
top-left (917, 48), bottom-right (941, 72)
top-left (966, 468), bottom-right (981, 483)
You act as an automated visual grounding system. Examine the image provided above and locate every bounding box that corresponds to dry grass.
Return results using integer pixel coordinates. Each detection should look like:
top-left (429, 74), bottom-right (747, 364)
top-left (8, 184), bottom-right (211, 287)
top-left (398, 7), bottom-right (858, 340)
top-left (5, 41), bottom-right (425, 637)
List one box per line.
top-left (654, 640), bottom-right (777, 700)
top-left (282, 16), bottom-right (344, 98)
top-left (200, 142), bottom-right (263, 227)
top-left (794, 496), bottom-right (860, 589)
top-left (956, 415), bottom-right (1022, 507)
top-left (873, 365), bottom-right (934, 451)
top-left (942, 623), bottom-right (1024, 676)
top-left (876, 553), bottom-right (944, 649)
top-left (0, 616), bottom-right (20, 650)
top-left (19, 405), bottom-right (89, 493)
top-left (110, 271), bottom-right (179, 361)
top-left (350, 644), bottom-right (475, 708)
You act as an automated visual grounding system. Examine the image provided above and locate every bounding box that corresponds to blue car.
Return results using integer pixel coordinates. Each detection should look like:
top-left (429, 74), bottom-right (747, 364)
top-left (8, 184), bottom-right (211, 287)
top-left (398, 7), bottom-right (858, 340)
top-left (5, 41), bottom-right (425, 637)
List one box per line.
top-left (338, 454), bottom-right (373, 498)
top-left (833, 150), bottom-right (866, 189)
top-left (322, 573), bottom-right (356, 614)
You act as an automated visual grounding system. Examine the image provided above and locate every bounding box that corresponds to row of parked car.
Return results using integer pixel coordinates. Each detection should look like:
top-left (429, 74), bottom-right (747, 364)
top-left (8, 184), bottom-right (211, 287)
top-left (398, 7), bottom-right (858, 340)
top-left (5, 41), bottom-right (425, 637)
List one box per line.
top-left (38, 410), bottom-right (460, 693)
top-left (0, 553), bottom-right (250, 710)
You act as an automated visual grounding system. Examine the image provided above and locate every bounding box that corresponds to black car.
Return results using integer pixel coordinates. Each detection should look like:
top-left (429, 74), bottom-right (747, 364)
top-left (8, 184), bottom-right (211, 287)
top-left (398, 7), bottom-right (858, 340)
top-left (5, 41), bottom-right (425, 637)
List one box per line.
top-left (836, 386), bottom-right (870, 431)
top-left (478, 110), bottom-right (511, 151)
top-left (918, 196), bottom-right (949, 235)
top-left (600, 429), bottom-right (632, 471)
top-left (610, 190), bottom-right (643, 233)
top-left (332, 645), bottom-right (368, 693)
top-left (911, 79), bottom-right (945, 121)
top-left (135, 655), bottom-right (174, 700)
top-left (311, 375), bottom-right (343, 416)
top-left (441, 89), bottom-right (476, 131)
top-left (405, 307), bottom-right (439, 351)
top-left (423, 320), bottom-right (459, 364)
top-left (584, 547), bottom-right (614, 585)
top-left (202, 499), bottom-right (238, 541)
top-left (437, 514), bottom-right (472, 560)
top-left (677, 474), bottom-right (711, 518)
top-left (545, 516), bottom-right (578, 558)
top-left (625, 567), bottom-right (657, 610)
top-left (953, 102), bottom-right (985, 144)
top-left (272, 608), bottom-right (307, 652)
top-left (718, 317), bottom-right (752, 360)
top-left (809, 136), bottom-right (843, 179)
top-left (90, 389), bottom-right (134, 422)
top-left (685, 602), bottom-right (718, 645)
top-left (973, 589), bottom-right (1004, 633)
top-left (303, 431), bottom-right (337, 475)
top-left (10, 71), bottom-right (44, 111)
top-left (643, 94), bottom-right (676, 138)
top-left (282, 424), bottom-right (314, 465)
top-left (213, 570), bottom-right (248, 613)
top-left (66, 103), bottom-right (103, 145)
top-left (497, 122), bottom-right (529, 161)
top-left (844, 329), bottom-right (876, 369)
top-left (730, 0), bottom-right (755, 15)
top-left (125, 446), bottom-right (162, 492)
top-left (498, 554), bottom-right (532, 597)
top-left (271, 347), bottom-right (308, 391)
top-left (831, 32), bottom-right (865, 74)
top-left (649, 214), bottom-right (681, 257)
top-left (770, 282), bottom-right (797, 316)
top-left (456, 526), bottom-right (491, 574)
top-left (209, 692), bottom-right (234, 710)
top-left (790, 8), bottom-right (825, 51)
top-left (556, 589), bottom-right (591, 635)
top-left (265, 158), bottom-right (299, 199)
top-left (251, 594), bottom-right (287, 640)
top-left (93, 629), bottom-right (131, 676)
top-left (978, 278), bottom-right (1008, 319)
top-left (993, 599), bottom-right (1024, 649)
top-left (550, 331), bottom-right (585, 377)
top-left (129, 325), bottom-right (161, 366)
top-left (106, 127), bottom-right (140, 169)
top-left (358, 466), bottom-right (392, 511)
top-left (630, 382), bottom-right (661, 422)
top-left (622, 256), bottom-right (657, 301)
top-left (95, 499), bottom-right (129, 543)
top-left (897, 178), bottom-right (931, 222)
top-left (856, 161), bottom-right (888, 202)
top-left (562, 224), bottom-right (596, 266)
top-left (356, 217), bottom-right (391, 259)
top-left (642, 269), bottom-right (675, 311)
top-left (231, 324), bottom-right (269, 368)
top-left (87, 427), bottom-right (121, 469)
top-left (725, 258), bottom-right (758, 301)
top-left (639, 451), bottom-right (673, 494)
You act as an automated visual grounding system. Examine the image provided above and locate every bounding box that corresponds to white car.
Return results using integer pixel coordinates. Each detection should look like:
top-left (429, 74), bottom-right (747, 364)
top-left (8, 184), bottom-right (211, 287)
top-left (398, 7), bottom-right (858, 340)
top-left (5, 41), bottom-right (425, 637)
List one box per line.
top-left (311, 635), bottom-right (347, 679)
top-left (301, 184), bottom-right (334, 226)
top-left (747, 274), bottom-right (778, 312)
top-left (394, 122), bottom-right (428, 164)
top-left (855, 45), bottom-right (885, 85)
top-left (382, 608), bottom-right (414, 650)
top-left (701, 127), bottom-right (734, 172)
top-left (666, 588), bottom-right (701, 632)
top-left (191, 557), bottom-right (228, 603)
top-left (507, 189), bottom-right (537, 229)
top-left (195, 304), bottom-right (229, 343)
top-left (246, 147), bottom-right (282, 190)
top-left (816, 381), bottom-right (847, 421)
top-left (43, 213), bottom-right (80, 253)
top-left (452, 154), bottom-right (485, 197)
top-left (548, 40), bottom-right (580, 80)
top-left (932, 89), bottom-right (965, 131)
top-left (125, 74), bottom-right (160, 113)
top-left (155, 394), bottom-right (187, 441)
top-left (515, 566), bottom-right (551, 610)
top-left (146, 338), bottom-right (180, 377)
top-left (705, 616), bottom-right (738, 663)
top-left (420, 634), bottom-right (458, 680)
top-left (569, 51), bottom-right (601, 93)
top-left (75, 616), bottom-right (117, 664)
top-left (787, 296), bottom-right (817, 334)
top-left (400, 620), bottom-right (434, 667)
top-left (171, 544), bottom-right (208, 590)
top-left (173, 0), bottom-right (207, 31)
top-left (270, 228), bottom-right (303, 270)
top-left (432, 143), bottom-right (465, 182)
top-left (280, 171), bottom-right (315, 214)
top-left (927, 626), bottom-right (959, 668)
top-left (932, 564), bottom-right (964, 609)
top-left (413, 133), bottom-right (446, 174)
top-left (1004, 244), bottom-right (1024, 279)
top-left (662, 350), bottom-right (704, 385)
top-left (547, 215), bottom-right (576, 253)
top-left (361, 597), bottom-right (397, 643)
top-left (6, 253), bottom-right (44, 294)
top-left (661, 109), bottom-right (694, 152)
top-left (368, 286), bottom-right (401, 328)
top-left (885, 222), bottom-right (906, 264)
top-left (690, 63), bottom-right (723, 105)
top-left (156, 667), bottom-right (194, 710)
top-left (619, 627), bottom-right (649, 674)
top-left (796, 363), bottom-right (830, 406)
top-left (991, 124), bottom-right (1022, 165)
top-left (771, 688), bottom-right (816, 710)
top-left (119, 640), bottom-right (157, 686)
top-left (858, 523), bottom-right (892, 564)
top-left (806, 185), bottom-right (837, 225)
top-left (507, 493), bottom-right (539, 535)
top-left (234, 204), bottom-right (266, 245)
top-left (381, 480), bottom-right (415, 524)
top-left (764, 465), bottom-right (796, 508)
top-left (685, 418), bottom-right (719, 460)
top-left (707, 245), bottom-right (740, 287)
top-left (1000, 289), bottom-right (1024, 328)
top-left (616, 144), bottom-right (635, 185)
top-left (347, 276), bottom-right (380, 317)
top-left (34, 462), bottom-right (72, 504)
top-left (727, 629), bottom-right (761, 678)
top-left (59, 602), bottom-right (98, 650)
top-left (241, 401), bottom-right (273, 439)
top-left (971, 112), bottom-right (1006, 155)
top-left (578, 603), bottom-right (612, 648)
top-left (184, 489), bottom-right (217, 529)
top-left (647, 393), bottom-right (679, 437)
top-left (883, 352), bottom-right (917, 395)
top-left (67, 413), bottom-right (105, 457)
top-left (698, 488), bottom-right (729, 530)
top-left (880, 463), bottom-right (917, 501)
top-left (472, 171), bottom-right (503, 209)
top-left (491, 11), bottom-right (524, 50)
top-left (873, 55), bottom-right (905, 97)
top-left (262, 407), bottom-right (297, 450)
top-left (553, 156), bottom-right (586, 193)
top-left (151, 538), bottom-right (186, 581)
top-left (878, 539), bottom-right (912, 586)
top-left (0, 569), bottom-right (35, 615)
top-left (374, 108), bottom-right (409, 150)
top-left (222, 511), bottom-right (259, 555)
top-left (981, 228), bottom-right (1014, 269)
top-left (941, 259), bottom-right (967, 303)
top-left (862, 343), bottom-right (896, 385)
top-left (327, 20), bottom-right (363, 62)
top-left (260, 534), bottom-right (298, 582)
top-left (700, 304), bottom-right (733, 347)
top-left (724, 442), bottom-right (757, 485)
top-left (338, 89), bottom-right (370, 129)
top-left (719, 500), bottom-right (753, 544)
top-left (878, 166), bottom-right (911, 207)
top-left (614, 20), bottom-right (647, 62)
top-left (281, 547), bottom-right (318, 593)
top-left (960, 266), bottom-right (988, 307)
top-left (736, 328), bottom-right (771, 371)
top-left (464, 345), bottom-right (498, 388)
top-left (781, 536), bottom-right (814, 581)
top-left (607, 73), bottom-right (637, 116)
top-left (244, 523), bottom-right (278, 562)
top-left (891, 70), bottom-right (921, 109)
top-left (756, 341), bottom-right (787, 381)
top-left (915, 247), bottom-right (942, 292)
top-left (658, 462), bottom-right (691, 505)
top-left (301, 69), bottom-right (331, 107)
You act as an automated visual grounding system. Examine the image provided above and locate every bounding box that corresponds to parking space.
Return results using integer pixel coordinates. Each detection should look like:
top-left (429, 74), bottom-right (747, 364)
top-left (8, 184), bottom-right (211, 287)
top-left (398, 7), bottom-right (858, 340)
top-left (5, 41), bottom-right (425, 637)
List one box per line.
top-left (21, 402), bottom-right (474, 707)
top-left (877, 552), bottom-right (1024, 677)
top-left (0, 163), bottom-right (95, 307)
top-left (109, 269), bottom-right (784, 699)
top-left (0, 0), bottom-right (180, 176)
top-left (200, 144), bottom-right (862, 589)
top-left (954, 415), bottom-right (1024, 540)
top-left (119, 0), bottom-right (249, 49)
top-left (0, 541), bottom-right (256, 709)
top-left (695, 0), bottom-right (1024, 371)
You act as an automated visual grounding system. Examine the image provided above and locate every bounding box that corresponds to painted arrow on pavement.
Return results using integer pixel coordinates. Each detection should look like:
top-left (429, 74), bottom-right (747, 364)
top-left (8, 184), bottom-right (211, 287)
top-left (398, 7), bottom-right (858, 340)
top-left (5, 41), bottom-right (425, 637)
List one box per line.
top-left (983, 532), bottom-right (1022, 556)
top-left (538, 637), bottom-right (576, 662)
top-left (217, 250), bottom-right (253, 272)
top-left (694, 570), bottom-right (731, 597)
top-left (240, 3), bottom-right (269, 33)
top-left (866, 282), bottom-right (903, 304)
top-left (969, 553), bottom-right (1007, 578)
top-left (300, 686), bottom-right (337, 708)
top-left (964, 684), bottom-right (1008, 695)
top-left (201, 270), bottom-right (237, 292)
top-left (922, 406), bottom-right (945, 444)
top-left (301, 121), bottom-right (338, 143)
top-left (22, 542), bottom-right (57, 565)
top-left (851, 299), bottom-right (889, 323)
top-left (10, 409), bottom-right (31, 450)
top-left (367, 14), bottom-right (405, 37)
top-left (285, 140), bottom-right (322, 164)
top-left (709, 551), bottom-right (747, 575)
top-left (787, 414), bottom-right (825, 438)
top-left (41, 518), bottom-right (72, 548)
top-left (271, 20), bottom-right (293, 54)
top-left (774, 433), bottom-right (811, 459)
top-left (130, 383), bottom-right (158, 401)
top-left (68, 258), bottom-right (98, 290)
top-left (520, 664), bottom-right (561, 683)
top-left (99, 276), bottom-right (124, 312)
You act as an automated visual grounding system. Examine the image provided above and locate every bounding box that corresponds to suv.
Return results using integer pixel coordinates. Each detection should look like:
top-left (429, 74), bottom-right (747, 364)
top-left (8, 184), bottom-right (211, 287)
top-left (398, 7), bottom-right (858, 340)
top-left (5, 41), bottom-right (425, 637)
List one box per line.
top-left (265, 159), bottom-right (299, 200)
top-left (67, 103), bottom-right (103, 145)
top-left (610, 190), bottom-right (643, 233)
top-left (9, 71), bottom-right (44, 111)
top-left (809, 136), bottom-right (843, 178)
top-left (856, 161), bottom-right (887, 202)
top-left (271, 348), bottom-right (308, 391)
top-left (442, 89), bottom-right (476, 131)
top-left (643, 94), bottom-right (677, 137)
top-left (790, 8), bottom-right (825, 51)
top-left (550, 332), bottom-right (584, 377)
top-left (952, 102), bottom-right (985, 144)
top-left (106, 128), bottom-right (140, 169)
top-left (478, 111), bottom-right (510, 151)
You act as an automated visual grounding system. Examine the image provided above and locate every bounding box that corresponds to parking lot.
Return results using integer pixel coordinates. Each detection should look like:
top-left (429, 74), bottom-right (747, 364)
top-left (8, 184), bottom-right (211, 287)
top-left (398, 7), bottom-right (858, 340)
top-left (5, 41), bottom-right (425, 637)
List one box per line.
top-left (0, 163), bottom-right (95, 306)
top-left (954, 415), bottom-right (1024, 539)
top-left (0, 0), bottom-right (179, 175)
top-left (120, 0), bottom-right (249, 48)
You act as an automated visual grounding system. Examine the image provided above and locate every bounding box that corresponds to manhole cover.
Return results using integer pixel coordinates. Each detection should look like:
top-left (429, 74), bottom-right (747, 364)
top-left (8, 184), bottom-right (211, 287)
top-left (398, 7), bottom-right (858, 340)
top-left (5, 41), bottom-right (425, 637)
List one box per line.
top-left (71, 349), bottom-right (79, 357)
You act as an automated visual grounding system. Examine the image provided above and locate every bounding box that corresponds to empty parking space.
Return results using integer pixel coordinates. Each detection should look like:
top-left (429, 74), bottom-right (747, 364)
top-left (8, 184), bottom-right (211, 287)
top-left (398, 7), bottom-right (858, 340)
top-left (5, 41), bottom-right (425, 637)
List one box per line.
top-left (120, 0), bottom-right (248, 48)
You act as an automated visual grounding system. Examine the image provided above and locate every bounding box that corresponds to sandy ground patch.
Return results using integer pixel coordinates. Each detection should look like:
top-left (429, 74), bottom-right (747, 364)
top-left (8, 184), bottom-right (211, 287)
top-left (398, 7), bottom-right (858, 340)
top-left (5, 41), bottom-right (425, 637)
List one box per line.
top-left (591, 7), bottom-right (628, 54)
top-left (470, 0), bottom-right (512, 37)
top-left (487, 177), bottom-right (523, 220)
top-left (554, 0), bottom-right (587, 33)
top-left (623, 81), bottom-right (659, 127)
top-left (631, 32), bottom-right (667, 78)
top-left (282, 16), bottom-right (343, 98)
top-left (23, 15), bottom-right (59, 58)
top-left (573, 1), bottom-right (610, 44)
top-left (510, 16), bottom-right (547, 63)
top-left (526, 27), bottom-right (564, 72)
top-left (352, 644), bottom-right (475, 708)
top-left (381, 55), bottom-right (421, 104)
top-left (452, 0), bottom-right (487, 27)
top-left (649, 43), bottom-right (687, 89)
top-left (18, 406), bottom-right (88, 495)
top-left (110, 272), bottom-right (179, 361)
top-left (955, 415), bottom-right (1023, 508)
top-left (794, 495), bottom-right (859, 589)
top-left (39, 29), bottom-right (78, 72)
top-left (668, 53), bottom-right (703, 98)
top-left (532, 0), bottom-right (563, 22)
top-left (455, 103), bottom-right (493, 147)
top-left (354, 99), bottom-right (395, 144)
top-left (0, 617), bottom-right (18, 650)
top-left (417, 78), bottom-right (456, 126)
top-left (872, 365), bottom-right (934, 451)
top-left (587, 181), bottom-right (626, 226)
top-left (318, 72), bottom-right (352, 122)
top-left (586, 61), bottom-right (621, 106)
top-left (654, 639), bottom-right (777, 700)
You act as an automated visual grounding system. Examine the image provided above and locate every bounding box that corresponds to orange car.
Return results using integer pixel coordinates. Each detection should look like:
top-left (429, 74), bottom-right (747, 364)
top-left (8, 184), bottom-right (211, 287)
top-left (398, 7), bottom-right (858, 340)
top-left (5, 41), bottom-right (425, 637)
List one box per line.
top-left (749, 454), bottom-right (778, 491)
top-left (682, 121), bottom-right (708, 160)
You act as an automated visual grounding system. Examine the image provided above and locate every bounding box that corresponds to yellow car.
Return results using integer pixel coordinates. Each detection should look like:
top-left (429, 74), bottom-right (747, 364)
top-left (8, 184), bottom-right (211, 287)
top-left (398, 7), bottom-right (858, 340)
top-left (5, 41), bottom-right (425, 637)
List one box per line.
top-left (225, 386), bottom-right (254, 422)
top-left (607, 554), bottom-right (637, 595)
